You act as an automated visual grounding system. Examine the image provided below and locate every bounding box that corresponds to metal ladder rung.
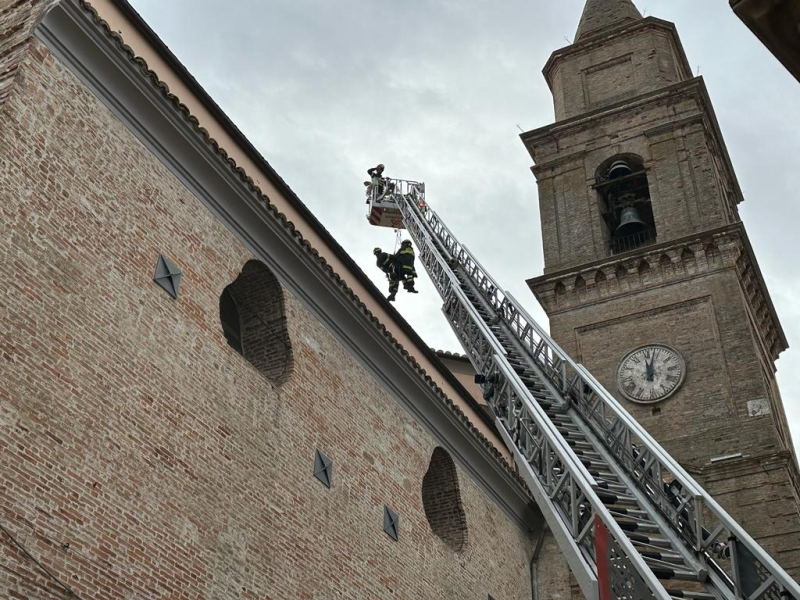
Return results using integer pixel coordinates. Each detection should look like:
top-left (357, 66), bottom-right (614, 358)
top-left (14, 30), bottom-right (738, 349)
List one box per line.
top-left (666, 591), bottom-right (714, 599)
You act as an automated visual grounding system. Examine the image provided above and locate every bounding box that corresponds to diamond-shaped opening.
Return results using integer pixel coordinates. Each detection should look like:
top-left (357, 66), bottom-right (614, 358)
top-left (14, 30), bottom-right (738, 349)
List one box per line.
top-left (383, 506), bottom-right (399, 541)
top-left (153, 254), bottom-right (182, 299)
top-left (314, 450), bottom-right (332, 489)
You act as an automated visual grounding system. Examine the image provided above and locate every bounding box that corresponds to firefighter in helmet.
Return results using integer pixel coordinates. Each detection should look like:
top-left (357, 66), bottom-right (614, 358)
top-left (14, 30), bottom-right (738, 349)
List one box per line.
top-left (394, 240), bottom-right (418, 295)
top-left (374, 247), bottom-right (400, 301)
top-left (366, 163), bottom-right (387, 202)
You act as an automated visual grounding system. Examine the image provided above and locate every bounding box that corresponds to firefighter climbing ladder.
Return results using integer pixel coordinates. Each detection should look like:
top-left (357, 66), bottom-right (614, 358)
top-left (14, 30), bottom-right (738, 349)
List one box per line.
top-left (367, 179), bottom-right (800, 600)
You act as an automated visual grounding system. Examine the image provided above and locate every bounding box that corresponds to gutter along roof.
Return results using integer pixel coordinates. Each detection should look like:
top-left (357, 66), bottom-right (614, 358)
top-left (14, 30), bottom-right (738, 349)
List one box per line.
top-left (88, 1), bottom-right (504, 456)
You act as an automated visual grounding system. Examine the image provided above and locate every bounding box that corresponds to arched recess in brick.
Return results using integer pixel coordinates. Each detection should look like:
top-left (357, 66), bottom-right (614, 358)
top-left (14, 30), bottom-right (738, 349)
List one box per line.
top-left (220, 260), bottom-right (293, 386)
top-left (422, 447), bottom-right (468, 552)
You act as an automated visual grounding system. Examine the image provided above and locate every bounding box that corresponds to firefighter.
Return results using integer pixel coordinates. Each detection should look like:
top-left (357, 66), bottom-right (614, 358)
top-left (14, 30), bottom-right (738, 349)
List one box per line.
top-left (394, 240), bottom-right (418, 295)
top-left (367, 164), bottom-right (385, 180)
top-left (364, 164), bottom-right (394, 202)
top-left (374, 247), bottom-right (400, 301)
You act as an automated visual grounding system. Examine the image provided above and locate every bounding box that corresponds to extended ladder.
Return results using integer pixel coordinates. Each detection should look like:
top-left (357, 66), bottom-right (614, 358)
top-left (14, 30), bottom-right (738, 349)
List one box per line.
top-left (368, 179), bottom-right (800, 600)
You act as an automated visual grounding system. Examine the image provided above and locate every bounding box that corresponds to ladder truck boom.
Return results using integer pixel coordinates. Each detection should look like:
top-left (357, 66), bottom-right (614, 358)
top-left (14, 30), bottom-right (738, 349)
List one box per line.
top-left (366, 179), bottom-right (800, 600)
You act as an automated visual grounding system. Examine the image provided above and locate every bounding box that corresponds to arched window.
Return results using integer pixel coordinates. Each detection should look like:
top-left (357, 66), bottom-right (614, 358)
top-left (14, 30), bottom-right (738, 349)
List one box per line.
top-left (220, 260), bottom-right (293, 386)
top-left (422, 448), bottom-right (468, 552)
top-left (595, 155), bottom-right (656, 255)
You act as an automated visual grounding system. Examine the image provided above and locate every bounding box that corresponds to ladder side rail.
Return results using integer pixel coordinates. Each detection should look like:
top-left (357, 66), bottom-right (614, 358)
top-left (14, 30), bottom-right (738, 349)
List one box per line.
top-left (445, 282), bottom-right (597, 488)
top-left (416, 208), bottom-right (569, 389)
top-left (578, 367), bottom-right (800, 600)
top-left (505, 292), bottom-right (796, 599)
top-left (502, 290), bottom-right (800, 599)
top-left (488, 356), bottom-right (676, 600)
top-left (397, 191), bottom-right (620, 530)
top-left (394, 189), bottom-right (674, 600)
top-left (441, 281), bottom-right (673, 600)
top-left (418, 196), bottom-right (798, 598)
top-left (501, 295), bottom-right (705, 521)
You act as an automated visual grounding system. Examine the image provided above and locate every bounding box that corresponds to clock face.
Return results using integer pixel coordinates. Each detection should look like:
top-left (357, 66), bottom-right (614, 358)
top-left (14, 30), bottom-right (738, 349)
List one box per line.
top-left (616, 345), bottom-right (686, 404)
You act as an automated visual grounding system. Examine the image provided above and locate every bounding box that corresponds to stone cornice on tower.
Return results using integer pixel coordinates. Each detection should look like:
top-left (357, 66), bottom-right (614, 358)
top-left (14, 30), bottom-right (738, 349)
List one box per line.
top-left (575, 0), bottom-right (643, 42)
top-left (521, 78), bottom-right (745, 210)
top-left (527, 222), bottom-right (788, 364)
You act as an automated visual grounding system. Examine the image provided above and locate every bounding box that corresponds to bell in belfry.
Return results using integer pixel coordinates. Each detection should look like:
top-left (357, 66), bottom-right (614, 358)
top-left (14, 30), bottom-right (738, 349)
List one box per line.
top-left (607, 160), bottom-right (633, 179)
top-left (615, 206), bottom-right (649, 237)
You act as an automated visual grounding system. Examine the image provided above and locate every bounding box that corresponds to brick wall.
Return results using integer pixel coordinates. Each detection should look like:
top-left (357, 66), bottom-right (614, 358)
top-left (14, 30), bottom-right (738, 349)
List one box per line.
top-left (0, 37), bottom-right (581, 599)
top-left (548, 23), bottom-right (689, 121)
top-left (0, 0), bottom-right (57, 108)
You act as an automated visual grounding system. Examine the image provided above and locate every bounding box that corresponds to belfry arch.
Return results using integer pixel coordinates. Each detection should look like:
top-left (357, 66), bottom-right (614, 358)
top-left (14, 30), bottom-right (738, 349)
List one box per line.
top-left (595, 154), bottom-right (656, 255)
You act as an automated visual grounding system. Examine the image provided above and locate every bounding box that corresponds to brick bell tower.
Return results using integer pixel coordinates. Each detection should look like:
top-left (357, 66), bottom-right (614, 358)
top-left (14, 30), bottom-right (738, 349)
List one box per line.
top-left (524, 0), bottom-right (800, 576)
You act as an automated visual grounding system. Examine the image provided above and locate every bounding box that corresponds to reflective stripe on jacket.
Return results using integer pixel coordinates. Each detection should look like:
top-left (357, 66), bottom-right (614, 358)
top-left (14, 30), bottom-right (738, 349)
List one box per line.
top-left (395, 247), bottom-right (416, 275)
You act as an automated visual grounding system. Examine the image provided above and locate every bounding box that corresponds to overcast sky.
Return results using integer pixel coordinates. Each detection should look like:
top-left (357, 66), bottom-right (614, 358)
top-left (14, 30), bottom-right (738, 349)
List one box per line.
top-left (128, 0), bottom-right (800, 452)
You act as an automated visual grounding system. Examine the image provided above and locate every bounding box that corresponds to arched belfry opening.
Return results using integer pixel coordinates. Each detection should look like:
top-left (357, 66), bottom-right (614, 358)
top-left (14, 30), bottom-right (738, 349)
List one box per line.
top-left (219, 260), bottom-right (293, 386)
top-left (595, 155), bottom-right (656, 255)
top-left (422, 448), bottom-right (468, 552)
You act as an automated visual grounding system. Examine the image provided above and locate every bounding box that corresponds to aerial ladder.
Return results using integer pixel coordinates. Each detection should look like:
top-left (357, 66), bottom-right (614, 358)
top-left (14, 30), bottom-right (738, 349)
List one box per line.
top-left (366, 178), bottom-right (800, 600)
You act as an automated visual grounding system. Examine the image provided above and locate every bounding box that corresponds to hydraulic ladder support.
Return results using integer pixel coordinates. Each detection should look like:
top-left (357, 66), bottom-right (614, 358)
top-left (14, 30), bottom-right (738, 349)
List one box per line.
top-left (368, 179), bottom-right (800, 600)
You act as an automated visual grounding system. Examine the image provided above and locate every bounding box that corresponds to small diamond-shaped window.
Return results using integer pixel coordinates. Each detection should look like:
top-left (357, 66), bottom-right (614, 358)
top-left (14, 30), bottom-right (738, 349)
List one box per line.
top-left (153, 253), bottom-right (182, 299)
top-left (383, 505), bottom-right (399, 542)
top-left (313, 450), bottom-right (333, 489)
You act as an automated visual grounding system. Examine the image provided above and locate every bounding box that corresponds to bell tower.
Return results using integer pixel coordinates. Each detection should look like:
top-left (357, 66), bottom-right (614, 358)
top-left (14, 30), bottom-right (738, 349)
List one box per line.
top-left (524, 0), bottom-right (800, 576)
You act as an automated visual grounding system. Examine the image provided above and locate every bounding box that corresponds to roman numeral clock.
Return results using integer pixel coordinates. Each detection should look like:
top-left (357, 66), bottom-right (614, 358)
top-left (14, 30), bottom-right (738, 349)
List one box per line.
top-left (615, 345), bottom-right (686, 404)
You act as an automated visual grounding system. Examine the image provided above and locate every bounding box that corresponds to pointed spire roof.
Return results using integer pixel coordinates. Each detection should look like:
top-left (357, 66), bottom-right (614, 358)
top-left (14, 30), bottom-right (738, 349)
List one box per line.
top-left (574, 0), bottom-right (643, 42)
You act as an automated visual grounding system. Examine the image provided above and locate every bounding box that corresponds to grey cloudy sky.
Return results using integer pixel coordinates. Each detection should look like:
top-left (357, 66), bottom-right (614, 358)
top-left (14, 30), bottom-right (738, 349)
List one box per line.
top-left (128, 0), bottom-right (800, 451)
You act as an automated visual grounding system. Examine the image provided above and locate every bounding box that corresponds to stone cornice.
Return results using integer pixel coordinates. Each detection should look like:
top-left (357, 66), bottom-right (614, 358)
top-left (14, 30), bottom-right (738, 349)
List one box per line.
top-left (522, 77), bottom-right (745, 206)
top-left (531, 149), bottom-right (587, 177)
top-left (522, 77), bottom-right (705, 147)
top-left (527, 224), bottom-right (786, 362)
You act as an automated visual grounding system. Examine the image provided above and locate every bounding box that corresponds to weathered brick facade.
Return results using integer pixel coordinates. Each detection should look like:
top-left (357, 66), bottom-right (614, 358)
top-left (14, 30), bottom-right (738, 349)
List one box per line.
top-left (0, 6), bottom-right (580, 599)
top-left (526, 2), bottom-right (800, 579)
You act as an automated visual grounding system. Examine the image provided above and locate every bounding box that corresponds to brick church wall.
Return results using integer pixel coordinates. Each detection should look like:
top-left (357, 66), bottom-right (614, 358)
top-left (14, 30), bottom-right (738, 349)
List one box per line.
top-left (0, 36), bottom-right (578, 599)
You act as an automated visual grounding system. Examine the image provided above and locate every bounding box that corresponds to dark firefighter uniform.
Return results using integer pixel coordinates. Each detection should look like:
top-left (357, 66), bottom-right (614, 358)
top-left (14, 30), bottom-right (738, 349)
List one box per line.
top-left (373, 241), bottom-right (418, 301)
top-left (395, 240), bottom-right (418, 294)
top-left (374, 247), bottom-right (400, 301)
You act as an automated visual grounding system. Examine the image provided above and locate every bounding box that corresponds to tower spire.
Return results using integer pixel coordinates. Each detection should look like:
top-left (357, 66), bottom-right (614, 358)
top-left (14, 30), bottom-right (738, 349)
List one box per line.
top-left (574, 0), bottom-right (643, 41)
